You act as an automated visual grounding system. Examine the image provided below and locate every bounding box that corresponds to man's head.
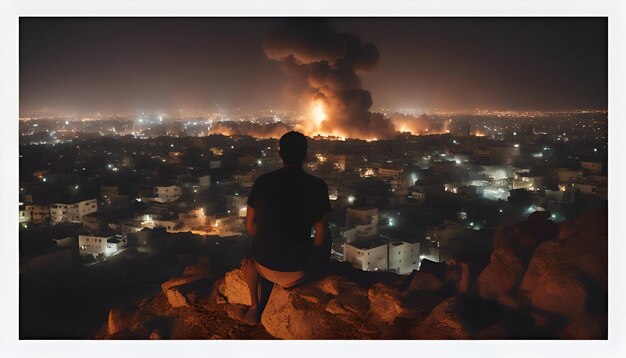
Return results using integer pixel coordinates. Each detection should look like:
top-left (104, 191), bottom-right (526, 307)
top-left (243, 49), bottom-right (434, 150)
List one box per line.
top-left (279, 131), bottom-right (307, 166)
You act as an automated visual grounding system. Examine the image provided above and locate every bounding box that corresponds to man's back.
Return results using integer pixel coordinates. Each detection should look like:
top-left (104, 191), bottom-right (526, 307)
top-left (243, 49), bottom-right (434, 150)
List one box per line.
top-left (247, 167), bottom-right (331, 271)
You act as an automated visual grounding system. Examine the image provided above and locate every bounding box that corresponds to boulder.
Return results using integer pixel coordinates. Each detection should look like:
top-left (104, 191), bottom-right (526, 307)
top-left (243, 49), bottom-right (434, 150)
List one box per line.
top-left (261, 285), bottom-right (334, 339)
top-left (474, 247), bottom-right (525, 299)
top-left (418, 259), bottom-right (448, 280)
top-left (221, 268), bottom-right (250, 305)
top-left (412, 296), bottom-right (475, 339)
top-left (368, 283), bottom-right (415, 324)
top-left (519, 212), bottom-right (607, 340)
top-left (161, 274), bottom-right (206, 294)
top-left (165, 286), bottom-right (190, 308)
top-left (149, 329), bottom-right (161, 340)
top-left (406, 270), bottom-right (444, 293)
top-left (107, 308), bottom-right (129, 335)
top-left (556, 220), bottom-right (578, 242)
top-left (525, 271), bottom-right (588, 321)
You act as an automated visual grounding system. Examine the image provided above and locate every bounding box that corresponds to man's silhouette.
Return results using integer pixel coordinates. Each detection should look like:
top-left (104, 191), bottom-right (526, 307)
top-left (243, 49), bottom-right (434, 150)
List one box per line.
top-left (240, 131), bottom-right (331, 325)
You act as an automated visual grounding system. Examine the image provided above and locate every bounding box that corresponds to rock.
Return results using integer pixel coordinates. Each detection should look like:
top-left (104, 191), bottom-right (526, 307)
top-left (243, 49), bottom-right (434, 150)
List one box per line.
top-left (317, 275), bottom-right (341, 296)
top-left (165, 286), bottom-right (189, 308)
top-left (525, 271), bottom-right (588, 321)
top-left (446, 259), bottom-right (471, 294)
top-left (325, 290), bottom-right (369, 320)
top-left (418, 259), bottom-right (448, 280)
top-left (368, 283), bottom-right (415, 324)
top-left (560, 315), bottom-right (607, 339)
top-left (412, 296), bottom-right (475, 339)
top-left (149, 329), bottom-right (161, 340)
top-left (128, 309), bottom-right (153, 335)
top-left (261, 286), bottom-right (333, 339)
top-left (221, 268), bottom-right (250, 305)
top-left (477, 321), bottom-right (509, 339)
top-left (183, 256), bottom-right (211, 277)
top-left (556, 220), bottom-right (578, 242)
top-left (107, 308), bottom-right (129, 335)
top-left (161, 274), bottom-right (206, 294)
top-left (474, 247), bottom-right (525, 299)
top-left (492, 222), bottom-right (519, 250)
top-left (520, 211), bottom-right (607, 335)
top-left (407, 270), bottom-right (443, 293)
top-left (526, 217), bottom-right (558, 244)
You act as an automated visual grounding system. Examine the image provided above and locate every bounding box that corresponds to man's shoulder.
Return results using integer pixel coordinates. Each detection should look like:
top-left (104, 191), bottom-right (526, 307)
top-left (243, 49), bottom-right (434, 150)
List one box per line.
top-left (253, 168), bottom-right (327, 188)
top-left (305, 172), bottom-right (328, 188)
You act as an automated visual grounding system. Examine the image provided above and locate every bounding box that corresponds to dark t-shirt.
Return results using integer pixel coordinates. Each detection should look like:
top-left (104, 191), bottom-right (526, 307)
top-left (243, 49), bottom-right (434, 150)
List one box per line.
top-left (247, 166), bottom-right (331, 271)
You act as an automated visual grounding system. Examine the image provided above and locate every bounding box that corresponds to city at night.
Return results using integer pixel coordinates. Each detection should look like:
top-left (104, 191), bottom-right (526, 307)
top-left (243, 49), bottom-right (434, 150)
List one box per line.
top-left (3, 4), bottom-right (624, 355)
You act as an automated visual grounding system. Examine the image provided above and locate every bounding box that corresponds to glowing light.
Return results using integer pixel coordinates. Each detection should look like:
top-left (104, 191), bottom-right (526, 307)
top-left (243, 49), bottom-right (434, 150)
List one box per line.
top-left (312, 101), bottom-right (327, 127)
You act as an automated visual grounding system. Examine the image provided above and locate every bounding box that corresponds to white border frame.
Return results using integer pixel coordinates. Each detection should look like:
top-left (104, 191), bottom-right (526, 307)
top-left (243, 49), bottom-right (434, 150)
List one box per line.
top-left (2, 1), bottom-right (624, 357)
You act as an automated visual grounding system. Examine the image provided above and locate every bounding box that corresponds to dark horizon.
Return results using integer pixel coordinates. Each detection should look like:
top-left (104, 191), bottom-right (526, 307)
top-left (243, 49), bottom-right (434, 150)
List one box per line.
top-left (19, 17), bottom-right (607, 116)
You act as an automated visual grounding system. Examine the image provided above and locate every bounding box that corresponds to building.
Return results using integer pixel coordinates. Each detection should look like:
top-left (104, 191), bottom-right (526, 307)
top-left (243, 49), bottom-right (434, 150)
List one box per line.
top-left (78, 232), bottom-right (126, 258)
top-left (343, 236), bottom-right (420, 275)
top-left (209, 213), bottom-right (241, 231)
top-left (50, 199), bottom-right (97, 224)
top-left (343, 237), bottom-right (388, 272)
top-left (178, 207), bottom-right (207, 229)
top-left (341, 222), bottom-right (378, 243)
top-left (556, 168), bottom-right (583, 185)
top-left (388, 240), bottom-right (421, 274)
top-left (224, 192), bottom-right (249, 218)
top-left (19, 205), bottom-right (31, 223)
top-left (24, 204), bottom-right (50, 223)
top-left (81, 212), bottom-right (108, 231)
top-left (512, 173), bottom-right (544, 191)
top-left (345, 207), bottom-right (379, 228)
top-left (581, 161), bottom-right (603, 176)
top-left (153, 185), bottom-right (182, 203)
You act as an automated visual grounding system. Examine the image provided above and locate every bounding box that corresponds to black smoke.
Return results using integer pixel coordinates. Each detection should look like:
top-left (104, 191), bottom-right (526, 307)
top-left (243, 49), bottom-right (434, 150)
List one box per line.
top-left (263, 19), bottom-right (396, 139)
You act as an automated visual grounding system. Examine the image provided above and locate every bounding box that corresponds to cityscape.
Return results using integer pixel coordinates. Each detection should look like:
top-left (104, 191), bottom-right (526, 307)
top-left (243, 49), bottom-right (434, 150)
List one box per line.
top-left (17, 17), bottom-right (608, 340)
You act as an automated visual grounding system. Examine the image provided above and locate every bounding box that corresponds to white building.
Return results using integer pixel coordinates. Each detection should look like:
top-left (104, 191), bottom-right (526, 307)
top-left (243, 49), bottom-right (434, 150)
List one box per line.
top-left (153, 185), bottom-right (181, 203)
top-left (24, 204), bottom-right (50, 223)
top-left (388, 240), bottom-right (421, 274)
top-left (341, 223), bottom-right (378, 243)
top-left (19, 207), bottom-right (31, 223)
top-left (343, 237), bottom-right (420, 275)
top-left (78, 232), bottom-right (126, 258)
top-left (344, 237), bottom-right (388, 272)
top-left (50, 199), bottom-right (97, 224)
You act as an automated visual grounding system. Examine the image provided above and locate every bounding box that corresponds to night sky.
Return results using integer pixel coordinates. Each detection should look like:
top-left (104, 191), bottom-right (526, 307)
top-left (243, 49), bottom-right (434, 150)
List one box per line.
top-left (19, 17), bottom-right (607, 115)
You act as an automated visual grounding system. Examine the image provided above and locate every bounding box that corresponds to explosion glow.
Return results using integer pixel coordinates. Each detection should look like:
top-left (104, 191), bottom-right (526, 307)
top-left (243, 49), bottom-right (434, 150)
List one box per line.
top-left (312, 100), bottom-right (327, 127)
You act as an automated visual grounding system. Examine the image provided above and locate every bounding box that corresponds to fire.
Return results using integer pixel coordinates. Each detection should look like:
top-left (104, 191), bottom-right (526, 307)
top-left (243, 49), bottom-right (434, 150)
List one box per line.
top-left (312, 100), bottom-right (327, 127)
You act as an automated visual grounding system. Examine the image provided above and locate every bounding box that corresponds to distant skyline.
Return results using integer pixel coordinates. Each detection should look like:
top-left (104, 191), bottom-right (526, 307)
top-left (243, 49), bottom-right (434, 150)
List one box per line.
top-left (19, 17), bottom-right (607, 116)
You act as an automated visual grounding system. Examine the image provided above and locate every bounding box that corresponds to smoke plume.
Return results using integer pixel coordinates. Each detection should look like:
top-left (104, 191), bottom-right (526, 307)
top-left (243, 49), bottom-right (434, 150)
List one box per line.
top-left (263, 19), bottom-right (396, 139)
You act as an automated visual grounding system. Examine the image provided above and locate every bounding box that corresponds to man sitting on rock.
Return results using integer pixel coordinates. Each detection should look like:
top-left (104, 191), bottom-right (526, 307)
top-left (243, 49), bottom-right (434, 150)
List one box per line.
top-left (239, 131), bottom-right (332, 325)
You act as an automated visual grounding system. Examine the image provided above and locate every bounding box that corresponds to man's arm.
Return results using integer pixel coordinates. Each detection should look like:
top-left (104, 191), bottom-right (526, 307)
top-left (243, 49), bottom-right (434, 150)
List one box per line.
top-left (313, 213), bottom-right (330, 248)
top-left (246, 205), bottom-right (257, 236)
top-left (309, 213), bottom-right (331, 268)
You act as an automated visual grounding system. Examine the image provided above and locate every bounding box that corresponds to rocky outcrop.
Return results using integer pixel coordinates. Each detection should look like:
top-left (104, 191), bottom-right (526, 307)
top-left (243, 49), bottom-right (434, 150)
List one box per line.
top-left (520, 210), bottom-right (607, 338)
top-left (474, 247), bottom-right (525, 300)
top-left (97, 210), bottom-right (607, 340)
